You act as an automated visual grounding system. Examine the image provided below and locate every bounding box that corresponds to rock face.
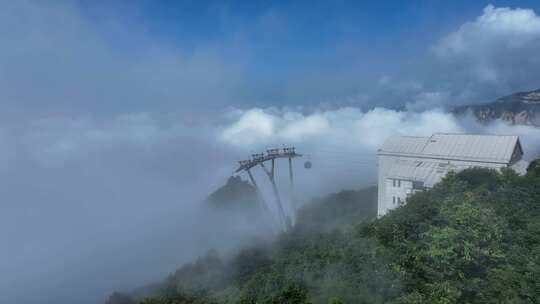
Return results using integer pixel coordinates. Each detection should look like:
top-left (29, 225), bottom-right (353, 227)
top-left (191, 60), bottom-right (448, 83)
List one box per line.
top-left (454, 89), bottom-right (540, 126)
top-left (206, 176), bottom-right (260, 209)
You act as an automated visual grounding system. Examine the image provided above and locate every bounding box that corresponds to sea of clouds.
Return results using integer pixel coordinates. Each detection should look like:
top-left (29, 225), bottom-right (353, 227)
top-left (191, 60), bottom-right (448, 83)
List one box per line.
top-left (2, 105), bottom-right (540, 304)
top-left (3, 2), bottom-right (540, 304)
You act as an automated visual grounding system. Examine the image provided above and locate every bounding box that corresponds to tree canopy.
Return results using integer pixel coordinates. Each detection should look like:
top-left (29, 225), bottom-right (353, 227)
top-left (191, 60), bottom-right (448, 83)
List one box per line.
top-left (109, 163), bottom-right (540, 304)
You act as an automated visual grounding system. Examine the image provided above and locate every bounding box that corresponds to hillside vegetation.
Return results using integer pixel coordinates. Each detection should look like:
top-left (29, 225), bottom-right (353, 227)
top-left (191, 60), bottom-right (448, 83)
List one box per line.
top-left (108, 162), bottom-right (540, 304)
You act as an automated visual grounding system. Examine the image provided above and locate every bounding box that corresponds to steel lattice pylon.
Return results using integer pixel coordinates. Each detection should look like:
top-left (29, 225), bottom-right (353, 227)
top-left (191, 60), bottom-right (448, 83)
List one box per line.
top-left (235, 147), bottom-right (302, 232)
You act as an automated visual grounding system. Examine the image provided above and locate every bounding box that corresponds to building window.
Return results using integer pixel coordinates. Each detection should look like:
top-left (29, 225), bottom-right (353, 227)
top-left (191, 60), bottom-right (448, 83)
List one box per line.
top-left (393, 179), bottom-right (396, 187)
top-left (412, 181), bottom-right (424, 190)
top-left (398, 180), bottom-right (401, 187)
top-left (392, 196), bottom-right (396, 204)
top-left (397, 197), bottom-right (402, 205)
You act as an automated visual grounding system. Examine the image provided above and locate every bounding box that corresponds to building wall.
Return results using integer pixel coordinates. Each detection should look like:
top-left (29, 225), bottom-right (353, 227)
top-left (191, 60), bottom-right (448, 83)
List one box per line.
top-left (384, 178), bottom-right (411, 211)
top-left (377, 155), bottom-right (393, 217)
top-left (377, 154), bottom-right (509, 217)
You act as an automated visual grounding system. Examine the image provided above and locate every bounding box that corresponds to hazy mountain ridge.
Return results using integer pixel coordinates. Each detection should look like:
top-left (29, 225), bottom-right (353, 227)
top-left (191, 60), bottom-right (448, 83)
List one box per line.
top-left (106, 163), bottom-right (540, 304)
top-left (102, 88), bottom-right (540, 304)
top-left (206, 176), bottom-right (260, 210)
top-left (106, 186), bottom-right (379, 304)
top-left (454, 89), bottom-right (540, 126)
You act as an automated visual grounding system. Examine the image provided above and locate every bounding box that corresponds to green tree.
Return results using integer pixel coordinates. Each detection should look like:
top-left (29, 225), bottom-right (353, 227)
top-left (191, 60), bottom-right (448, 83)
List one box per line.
top-left (526, 158), bottom-right (540, 177)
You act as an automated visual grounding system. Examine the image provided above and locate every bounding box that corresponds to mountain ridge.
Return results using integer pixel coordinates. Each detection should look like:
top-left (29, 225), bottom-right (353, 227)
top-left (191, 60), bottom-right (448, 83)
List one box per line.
top-left (106, 165), bottom-right (540, 304)
top-left (454, 88), bottom-right (540, 126)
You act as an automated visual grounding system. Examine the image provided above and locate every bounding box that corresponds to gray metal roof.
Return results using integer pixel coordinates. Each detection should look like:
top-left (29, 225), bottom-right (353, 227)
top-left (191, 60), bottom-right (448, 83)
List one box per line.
top-left (386, 160), bottom-right (451, 186)
top-left (379, 136), bottom-right (428, 155)
top-left (379, 133), bottom-right (521, 164)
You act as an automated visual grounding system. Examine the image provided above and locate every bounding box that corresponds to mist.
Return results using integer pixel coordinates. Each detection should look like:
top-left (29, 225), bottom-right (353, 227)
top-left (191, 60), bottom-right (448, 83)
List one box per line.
top-left (3, 1), bottom-right (540, 304)
top-left (2, 107), bottom-right (540, 304)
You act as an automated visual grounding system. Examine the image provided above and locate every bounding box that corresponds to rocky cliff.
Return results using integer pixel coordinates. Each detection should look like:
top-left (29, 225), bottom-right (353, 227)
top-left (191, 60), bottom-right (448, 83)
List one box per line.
top-left (454, 89), bottom-right (540, 126)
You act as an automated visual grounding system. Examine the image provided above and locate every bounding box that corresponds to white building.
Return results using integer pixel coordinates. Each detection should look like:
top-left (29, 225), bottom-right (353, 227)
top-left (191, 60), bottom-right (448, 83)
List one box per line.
top-left (377, 133), bottom-right (527, 217)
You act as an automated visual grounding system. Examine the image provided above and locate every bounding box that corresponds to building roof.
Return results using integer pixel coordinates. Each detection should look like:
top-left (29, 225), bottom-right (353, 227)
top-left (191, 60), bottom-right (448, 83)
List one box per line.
top-left (386, 160), bottom-right (452, 186)
top-left (379, 133), bottom-right (521, 164)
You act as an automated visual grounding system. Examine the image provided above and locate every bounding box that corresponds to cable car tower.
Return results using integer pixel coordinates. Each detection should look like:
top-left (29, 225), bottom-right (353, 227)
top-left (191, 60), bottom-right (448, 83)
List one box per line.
top-left (235, 147), bottom-right (302, 232)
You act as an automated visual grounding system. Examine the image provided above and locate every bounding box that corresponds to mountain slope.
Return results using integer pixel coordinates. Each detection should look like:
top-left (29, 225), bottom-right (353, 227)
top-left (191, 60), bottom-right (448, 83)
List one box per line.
top-left (206, 176), bottom-right (260, 210)
top-left (454, 89), bottom-right (540, 125)
top-left (107, 163), bottom-right (540, 304)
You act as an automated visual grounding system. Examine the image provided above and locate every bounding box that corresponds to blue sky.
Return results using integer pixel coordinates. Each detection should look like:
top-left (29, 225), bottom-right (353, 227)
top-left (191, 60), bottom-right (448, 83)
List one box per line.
top-left (74, 0), bottom-right (540, 108)
top-left (82, 0), bottom-right (478, 80)
top-left (3, 0), bottom-right (540, 116)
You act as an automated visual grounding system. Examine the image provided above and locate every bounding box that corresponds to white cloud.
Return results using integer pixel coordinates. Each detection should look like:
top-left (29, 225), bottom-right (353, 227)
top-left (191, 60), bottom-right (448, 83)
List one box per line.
top-left (218, 107), bottom-right (540, 208)
top-left (435, 5), bottom-right (540, 57)
top-left (219, 106), bottom-right (540, 162)
top-left (281, 114), bottom-right (330, 141)
top-left (220, 107), bottom-right (465, 149)
top-left (406, 91), bottom-right (450, 112)
top-left (0, 1), bottom-right (245, 116)
top-left (376, 5), bottom-right (540, 109)
top-left (221, 109), bottom-right (276, 145)
top-left (3, 106), bottom-right (540, 304)
top-left (4, 2), bottom-right (540, 303)
top-left (372, 4), bottom-right (540, 109)
top-left (433, 5), bottom-right (540, 87)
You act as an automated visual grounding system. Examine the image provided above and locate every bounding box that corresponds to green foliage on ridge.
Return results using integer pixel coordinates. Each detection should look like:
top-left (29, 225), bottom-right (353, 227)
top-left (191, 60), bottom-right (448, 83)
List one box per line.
top-left (112, 163), bottom-right (540, 304)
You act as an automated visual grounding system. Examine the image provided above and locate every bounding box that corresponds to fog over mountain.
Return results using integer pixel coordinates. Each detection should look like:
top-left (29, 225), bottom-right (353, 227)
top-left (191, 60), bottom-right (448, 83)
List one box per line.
top-left (2, 2), bottom-right (540, 304)
top-left (3, 106), bottom-right (540, 304)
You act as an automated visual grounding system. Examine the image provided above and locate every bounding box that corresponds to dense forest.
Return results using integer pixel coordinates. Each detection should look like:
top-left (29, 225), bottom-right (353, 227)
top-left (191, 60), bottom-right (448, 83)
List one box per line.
top-left (107, 159), bottom-right (540, 304)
